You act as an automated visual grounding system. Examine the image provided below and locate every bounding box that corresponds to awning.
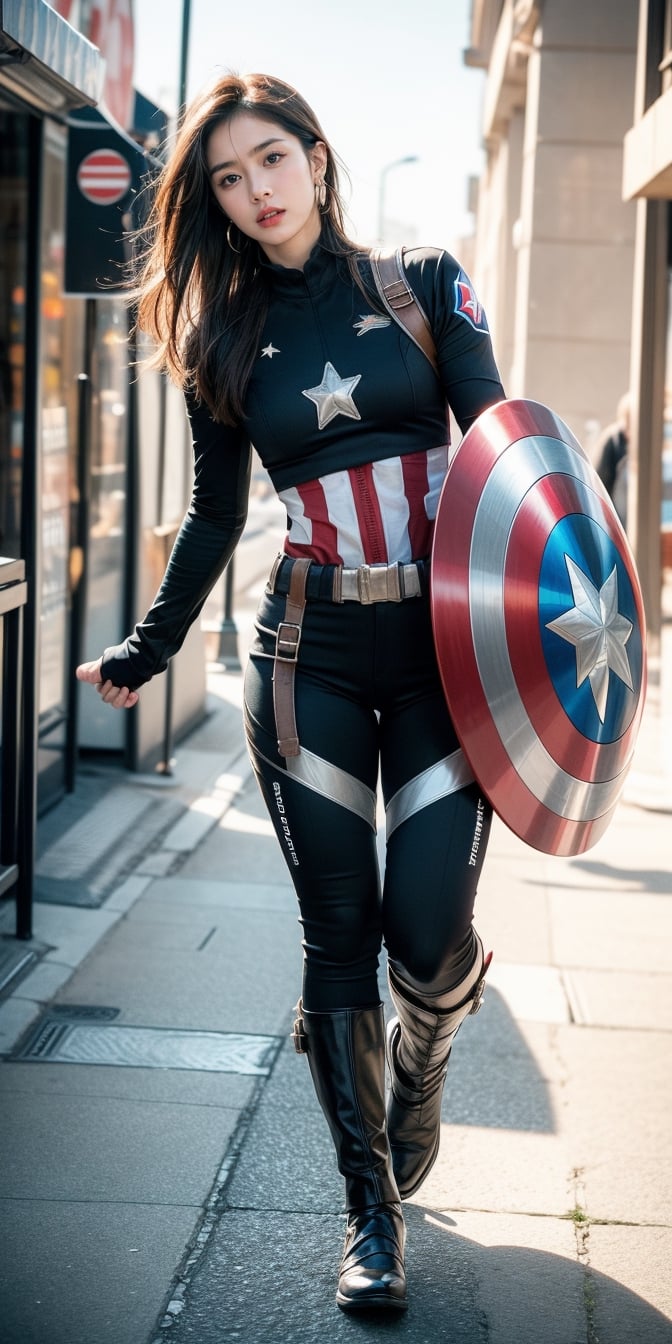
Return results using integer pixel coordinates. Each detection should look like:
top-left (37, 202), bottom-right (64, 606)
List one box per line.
top-left (0, 0), bottom-right (103, 114)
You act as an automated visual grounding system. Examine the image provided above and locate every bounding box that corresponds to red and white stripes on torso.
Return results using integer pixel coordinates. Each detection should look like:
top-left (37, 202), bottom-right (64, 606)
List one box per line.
top-left (279, 445), bottom-right (448, 566)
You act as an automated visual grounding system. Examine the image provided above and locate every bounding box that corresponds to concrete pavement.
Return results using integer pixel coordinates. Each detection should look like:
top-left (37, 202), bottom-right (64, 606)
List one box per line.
top-left (1, 610), bottom-right (671, 1342)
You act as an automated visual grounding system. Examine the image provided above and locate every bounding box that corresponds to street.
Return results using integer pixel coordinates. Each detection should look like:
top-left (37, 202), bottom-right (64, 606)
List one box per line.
top-left (1, 551), bottom-right (671, 1342)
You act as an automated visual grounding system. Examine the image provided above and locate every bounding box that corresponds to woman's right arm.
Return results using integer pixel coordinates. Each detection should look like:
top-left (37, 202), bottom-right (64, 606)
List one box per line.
top-left (77, 394), bottom-right (252, 704)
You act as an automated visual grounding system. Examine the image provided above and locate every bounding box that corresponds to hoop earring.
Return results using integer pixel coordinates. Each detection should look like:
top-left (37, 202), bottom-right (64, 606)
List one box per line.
top-left (315, 177), bottom-right (327, 211)
top-left (226, 220), bottom-right (246, 254)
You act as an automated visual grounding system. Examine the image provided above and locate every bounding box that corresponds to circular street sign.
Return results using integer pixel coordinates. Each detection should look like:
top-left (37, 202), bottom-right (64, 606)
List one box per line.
top-left (430, 398), bottom-right (647, 857)
top-left (77, 149), bottom-right (132, 205)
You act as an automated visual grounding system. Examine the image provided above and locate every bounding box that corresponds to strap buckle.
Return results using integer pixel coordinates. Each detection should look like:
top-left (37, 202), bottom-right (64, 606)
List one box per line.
top-left (383, 278), bottom-right (415, 309)
top-left (276, 621), bottom-right (301, 661)
top-left (358, 564), bottom-right (402, 603)
top-left (469, 975), bottom-right (486, 1015)
top-left (339, 564), bottom-right (403, 603)
top-left (469, 953), bottom-right (492, 1016)
top-left (291, 1001), bottom-right (308, 1054)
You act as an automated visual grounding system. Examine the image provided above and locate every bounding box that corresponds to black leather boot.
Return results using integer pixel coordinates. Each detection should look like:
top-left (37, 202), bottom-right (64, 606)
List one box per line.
top-left (294, 1001), bottom-right (408, 1313)
top-left (387, 931), bottom-right (490, 1200)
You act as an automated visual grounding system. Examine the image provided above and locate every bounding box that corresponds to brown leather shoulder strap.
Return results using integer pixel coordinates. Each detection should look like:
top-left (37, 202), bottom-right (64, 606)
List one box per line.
top-left (369, 246), bottom-right (439, 376)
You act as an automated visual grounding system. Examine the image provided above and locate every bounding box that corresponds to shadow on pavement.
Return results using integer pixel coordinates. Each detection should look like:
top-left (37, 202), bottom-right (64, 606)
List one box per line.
top-left (441, 985), bottom-right (556, 1132)
top-left (569, 858), bottom-right (672, 895)
top-left (162, 1202), bottom-right (672, 1343)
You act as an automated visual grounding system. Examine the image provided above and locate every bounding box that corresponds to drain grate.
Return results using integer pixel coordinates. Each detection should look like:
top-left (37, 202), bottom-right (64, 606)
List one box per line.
top-left (15, 1015), bottom-right (282, 1075)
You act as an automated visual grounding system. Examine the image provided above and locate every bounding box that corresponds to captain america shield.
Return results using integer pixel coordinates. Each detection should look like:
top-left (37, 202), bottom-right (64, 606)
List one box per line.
top-left (430, 398), bottom-right (647, 856)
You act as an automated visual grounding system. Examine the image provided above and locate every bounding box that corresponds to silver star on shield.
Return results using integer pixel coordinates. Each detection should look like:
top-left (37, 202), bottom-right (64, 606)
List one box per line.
top-left (302, 361), bottom-right (361, 429)
top-left (546, 557), bottom-right (634, 722)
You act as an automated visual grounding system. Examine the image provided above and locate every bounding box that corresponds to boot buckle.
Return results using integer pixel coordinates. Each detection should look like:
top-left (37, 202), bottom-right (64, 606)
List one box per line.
top-left (469, 975), bottom-right (487, 1015)
top-left (469, 950), bottom-right (492, 1016)
top-left (291, 1000), bottom-right (308, 1053)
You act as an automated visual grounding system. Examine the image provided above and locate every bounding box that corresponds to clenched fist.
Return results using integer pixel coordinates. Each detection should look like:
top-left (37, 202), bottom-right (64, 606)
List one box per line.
top-left (76, 659), bottom-right (139, 710)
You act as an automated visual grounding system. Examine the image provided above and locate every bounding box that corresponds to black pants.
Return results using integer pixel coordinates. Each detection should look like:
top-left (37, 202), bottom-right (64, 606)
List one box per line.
top-left (243, 567), bottom-right (491, 1013)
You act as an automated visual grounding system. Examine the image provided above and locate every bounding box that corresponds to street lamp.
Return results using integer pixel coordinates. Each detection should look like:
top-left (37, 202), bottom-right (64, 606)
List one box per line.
top-left (377, 155), bottom-right (419, 244)
top-left (178, 0), bottom-right (192, 123)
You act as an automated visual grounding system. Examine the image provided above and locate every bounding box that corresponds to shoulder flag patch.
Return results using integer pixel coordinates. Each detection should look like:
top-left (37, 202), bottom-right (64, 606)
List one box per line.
top-left (454, 272), bottom-right (488, 332)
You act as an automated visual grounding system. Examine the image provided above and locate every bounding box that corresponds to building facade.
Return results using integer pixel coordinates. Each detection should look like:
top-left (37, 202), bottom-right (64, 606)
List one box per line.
top-left (465, 0), bottom-right (672, 646)
top-left (466, 1), bottom-right (638, 449)
top-left (0, 0), bottom-right (105, 880)
top-left (621, 0), bottom-right (672, 633)
top-left (0, 0), bottom-right (205, 833)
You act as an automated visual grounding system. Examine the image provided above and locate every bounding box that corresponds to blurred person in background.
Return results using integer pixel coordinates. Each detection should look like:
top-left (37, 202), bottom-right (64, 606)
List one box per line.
top-left (596, 392), bottom-right (630, 527)
top-left (77, 72), bottom-right (505, 1314)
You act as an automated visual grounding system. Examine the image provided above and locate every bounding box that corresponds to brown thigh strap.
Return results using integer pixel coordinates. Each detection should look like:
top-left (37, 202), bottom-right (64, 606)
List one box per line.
top-left (272, 557), bottom-right (311, 758)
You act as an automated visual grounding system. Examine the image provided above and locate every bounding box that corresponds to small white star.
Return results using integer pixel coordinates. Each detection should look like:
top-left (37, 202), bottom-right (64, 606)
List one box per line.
top-left (302, 361), bottom-right (362, 430)
top-left (353, 314), bottom-right (391, 336)
top-left (546, 557), bottom-right (634, 722)
top-left (261, 343), bottom-right (280, 359)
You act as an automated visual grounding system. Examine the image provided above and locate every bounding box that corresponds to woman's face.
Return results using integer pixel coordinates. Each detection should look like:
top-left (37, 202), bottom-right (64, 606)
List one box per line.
top-left (206, 112), bottom-right (327, 269)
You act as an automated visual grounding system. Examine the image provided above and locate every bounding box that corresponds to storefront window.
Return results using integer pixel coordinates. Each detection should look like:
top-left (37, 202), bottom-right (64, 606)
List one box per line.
top-left (79, 300), bottom-right (129, 752)
top-left (37, 121), bottom-right (84, 798)
top-left (0, 108), bottom-right (28, 559)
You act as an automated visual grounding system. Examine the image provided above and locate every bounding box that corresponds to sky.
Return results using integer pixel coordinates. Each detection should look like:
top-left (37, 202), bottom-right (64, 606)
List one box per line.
top-left (132, 0), bottom-right (486, 252)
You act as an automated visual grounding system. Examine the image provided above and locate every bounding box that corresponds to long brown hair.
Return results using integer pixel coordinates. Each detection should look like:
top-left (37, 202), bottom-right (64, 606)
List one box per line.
top-left (134, 72), bottom-right (366, 425)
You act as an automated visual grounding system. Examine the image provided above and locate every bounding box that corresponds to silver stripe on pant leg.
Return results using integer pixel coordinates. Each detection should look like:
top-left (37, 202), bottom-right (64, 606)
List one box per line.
top-left (385, 750), bottom-right (476, 838)
top-left (249, 740), bottom-right (378, 832)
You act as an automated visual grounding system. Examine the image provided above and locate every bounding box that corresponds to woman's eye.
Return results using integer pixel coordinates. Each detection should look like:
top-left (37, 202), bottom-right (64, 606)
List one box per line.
top-left (218, 174), bottom-right (239, 189)
top-left (266, 152), bottom-right (283, 166)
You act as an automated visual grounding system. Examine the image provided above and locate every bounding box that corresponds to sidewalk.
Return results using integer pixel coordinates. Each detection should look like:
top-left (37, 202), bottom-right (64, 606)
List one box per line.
top-left (1, 632), bottom-right (671, 1342)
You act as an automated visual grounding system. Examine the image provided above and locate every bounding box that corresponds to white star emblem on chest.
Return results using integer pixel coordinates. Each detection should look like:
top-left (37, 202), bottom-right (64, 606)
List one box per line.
top-left (354, 314), bottom-right (391, 335)
top-left (546, 557), bottom-right (634, 722)
top-left (261, 343), bottom-right (280, 358)
top-left (302, 361), bottom-right (362, 429)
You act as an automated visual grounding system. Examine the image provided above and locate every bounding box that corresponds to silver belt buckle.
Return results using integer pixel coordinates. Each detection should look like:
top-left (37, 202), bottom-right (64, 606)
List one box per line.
top-left (338, 563), bottom-right (415, 602)
top-left (358, 564), bottom-right (401, 603)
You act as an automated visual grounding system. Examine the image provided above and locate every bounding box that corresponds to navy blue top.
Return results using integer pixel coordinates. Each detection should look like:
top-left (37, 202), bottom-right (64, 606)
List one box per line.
top-left (101, 243), bottom-right (504, 688)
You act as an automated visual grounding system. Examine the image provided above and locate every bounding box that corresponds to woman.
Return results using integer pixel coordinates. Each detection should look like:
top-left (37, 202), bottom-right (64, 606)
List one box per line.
top-left (77, 72), bottom-right (505, 1314)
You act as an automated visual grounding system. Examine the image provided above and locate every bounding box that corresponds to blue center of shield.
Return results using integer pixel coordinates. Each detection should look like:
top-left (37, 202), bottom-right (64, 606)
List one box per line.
top-left (539, 515), bottom-right (642, 743)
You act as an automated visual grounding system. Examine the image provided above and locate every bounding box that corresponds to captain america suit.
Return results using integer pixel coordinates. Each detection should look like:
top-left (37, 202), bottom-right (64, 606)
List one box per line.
top-left (101, 242), bottom-right (505, 1013)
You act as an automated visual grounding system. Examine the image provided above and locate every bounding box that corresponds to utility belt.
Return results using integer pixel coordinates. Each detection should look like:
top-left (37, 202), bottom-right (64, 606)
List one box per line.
top-left (267, 553), bottom-right (429, 604)
top-left (266, 554), bottom-right (429, 758)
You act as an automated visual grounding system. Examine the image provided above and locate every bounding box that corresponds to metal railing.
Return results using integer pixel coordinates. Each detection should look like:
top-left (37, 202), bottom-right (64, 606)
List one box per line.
top-left (0, 556), bottom-right (33, 939)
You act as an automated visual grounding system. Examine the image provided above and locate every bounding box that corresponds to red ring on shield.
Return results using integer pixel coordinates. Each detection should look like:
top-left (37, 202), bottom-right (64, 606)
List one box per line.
top-left (430, 398), bottom-right (647, 856)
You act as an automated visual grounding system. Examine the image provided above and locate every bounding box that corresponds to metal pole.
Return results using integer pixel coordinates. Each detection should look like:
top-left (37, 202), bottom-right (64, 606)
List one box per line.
top-left (65, 301), bottom-right (95, 793)
top-left (377, 155), bottom-right (419, 243)
top-left (214, 559), bottom-right (241, 670)
top-left (124, 309), bottom-right (140, 771)
top-left (178, 0), bottom-right (192, 123)
top-left (377, 165), bottom-right (389, 244)
top-left (0, 563), bottom-right (28, 936)
top-left (157, 662), bottom-right (175, 775)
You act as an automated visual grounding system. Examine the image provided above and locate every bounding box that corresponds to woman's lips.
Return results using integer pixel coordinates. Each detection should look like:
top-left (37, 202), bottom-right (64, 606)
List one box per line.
top-left (257, 209), bottom-right (286, 228)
